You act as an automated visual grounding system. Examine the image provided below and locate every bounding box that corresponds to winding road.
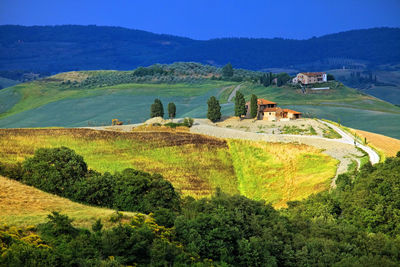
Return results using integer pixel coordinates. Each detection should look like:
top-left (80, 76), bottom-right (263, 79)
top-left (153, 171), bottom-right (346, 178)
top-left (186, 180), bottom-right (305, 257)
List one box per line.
top-left (318, 120), bottom-right (380, 164)
top-left (227, 84), bottom-right (242, 103)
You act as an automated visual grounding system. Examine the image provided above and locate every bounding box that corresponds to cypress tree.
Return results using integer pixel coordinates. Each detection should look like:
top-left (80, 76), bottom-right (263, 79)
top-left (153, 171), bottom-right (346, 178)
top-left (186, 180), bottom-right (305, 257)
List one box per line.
top-left (250, 94), bottom-right (258, 119)
top-left (150, 98), bottom-right (164, 118)
top-left (167, 102), bottom-right (176, 119)
top-left (222, 63), bottom-right (234, 78)
top-left (207, 96), bottom-right (221, 122)
top-left (234, 91), bottom-right (246, 118)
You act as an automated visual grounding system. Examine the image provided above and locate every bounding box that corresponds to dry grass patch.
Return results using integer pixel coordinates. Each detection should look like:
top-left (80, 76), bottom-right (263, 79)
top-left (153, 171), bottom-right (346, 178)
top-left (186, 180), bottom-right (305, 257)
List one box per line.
top-left (0, 176), bottom-right (136, 228)
top-left (229, 140), bottom-right (338, 208)
top-left (132, 124), bottom-right (189, 132)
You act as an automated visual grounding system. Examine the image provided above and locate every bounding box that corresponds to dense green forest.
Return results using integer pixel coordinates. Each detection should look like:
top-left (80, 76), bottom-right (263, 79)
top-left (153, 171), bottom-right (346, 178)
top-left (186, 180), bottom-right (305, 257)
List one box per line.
top-left (1, 147), bottom-right (400, 266)
top-left (0, 25), bottom-right (399, 73)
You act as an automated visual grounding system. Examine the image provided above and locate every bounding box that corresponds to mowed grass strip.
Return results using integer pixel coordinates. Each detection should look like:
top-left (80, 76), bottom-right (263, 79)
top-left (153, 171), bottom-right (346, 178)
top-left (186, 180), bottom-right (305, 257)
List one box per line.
top-left (0, 128), bottom-right (238, 198)
top-left (228, 140), bottom-right (338, 208)
top-left (0, 176), bottom-right (136, 228)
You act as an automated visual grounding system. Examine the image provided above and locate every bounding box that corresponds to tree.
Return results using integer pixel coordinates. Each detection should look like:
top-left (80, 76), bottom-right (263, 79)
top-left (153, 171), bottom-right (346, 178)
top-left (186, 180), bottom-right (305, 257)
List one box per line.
top-left (327, 74), bottom-right (335, 81)
top-left (113, 169), bottom-right (180, 214)
top-left (222, 63), bottom-right (234, 78)
top-left (250, 94), bottom-right (258, 119)
top-left (167, 102), bottom-right (176, 119)
top-left (22, 147), bottom-right (88, 195)
top-left (150, 99), bottom-right (164, 118)
top-left (207, 96), bottom-right (221, 122)
top-left (276, 73), bottom-right (291, 86)
top-left (234, 91), bottom-right (246, 118)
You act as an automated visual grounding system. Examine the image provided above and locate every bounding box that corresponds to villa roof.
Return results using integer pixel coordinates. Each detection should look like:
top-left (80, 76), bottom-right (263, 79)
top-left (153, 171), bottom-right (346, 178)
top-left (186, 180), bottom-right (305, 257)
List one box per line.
top-left (300, 72), bottom-right (325, 77)
top-left (283, 109), bottom-right (302, 114)
top-left (258, 98), bottom-right (276, 105)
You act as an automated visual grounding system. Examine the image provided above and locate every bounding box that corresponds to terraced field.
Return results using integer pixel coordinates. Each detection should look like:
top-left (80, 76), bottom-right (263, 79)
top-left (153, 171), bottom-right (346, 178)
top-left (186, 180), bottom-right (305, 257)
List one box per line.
top-left (0, 128), bottom-right (337, 207)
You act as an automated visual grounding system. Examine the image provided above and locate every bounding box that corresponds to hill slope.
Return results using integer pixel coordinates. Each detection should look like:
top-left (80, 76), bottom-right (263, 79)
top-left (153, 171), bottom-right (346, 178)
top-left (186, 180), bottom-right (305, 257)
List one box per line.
top-left (1, 25), bottom-right (399, 72)
top-left (0, 175), bottom-right (136, 228)
top-left (0, 128), bottom-right (338, 207)
top-left (0, 64), bottom-right (399, 138)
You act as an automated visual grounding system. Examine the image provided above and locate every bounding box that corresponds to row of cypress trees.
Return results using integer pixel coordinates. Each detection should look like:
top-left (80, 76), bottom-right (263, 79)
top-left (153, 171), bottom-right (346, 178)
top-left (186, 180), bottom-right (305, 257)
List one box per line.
top-left (150, 92), bottom-right (258, 122)
top-left (150, 99), bottom-right (176, 119)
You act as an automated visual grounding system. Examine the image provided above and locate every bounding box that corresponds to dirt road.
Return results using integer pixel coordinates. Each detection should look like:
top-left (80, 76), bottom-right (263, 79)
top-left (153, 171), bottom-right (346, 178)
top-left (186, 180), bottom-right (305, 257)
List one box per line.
top-left (227, 84), bottom-right (242, 103)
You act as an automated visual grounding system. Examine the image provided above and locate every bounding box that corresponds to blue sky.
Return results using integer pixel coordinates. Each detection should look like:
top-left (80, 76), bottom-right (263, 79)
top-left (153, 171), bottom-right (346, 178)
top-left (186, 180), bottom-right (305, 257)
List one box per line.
top-left (1, 0), bottom-right (399, 39)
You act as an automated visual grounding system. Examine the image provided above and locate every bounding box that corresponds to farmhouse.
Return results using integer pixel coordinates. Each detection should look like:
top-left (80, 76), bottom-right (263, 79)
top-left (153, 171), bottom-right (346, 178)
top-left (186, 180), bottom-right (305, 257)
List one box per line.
top-left (293, 72), bottom-right (327, 85)
top-left (245, 98), bottom-right (301, 121)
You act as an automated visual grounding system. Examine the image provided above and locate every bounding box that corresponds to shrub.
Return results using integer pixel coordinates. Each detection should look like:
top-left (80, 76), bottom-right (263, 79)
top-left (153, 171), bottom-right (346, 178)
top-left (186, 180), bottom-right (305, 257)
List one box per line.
top-left (0, 162), bottom-right (24, 181)
top-left (73, 170), bottom-right (116, 207)
top-left (183, 117), bottom-right (194, 127)
top-left (113, 169), bottom-right (181, 214)
top-left (164, 122), bottom-right (181, 128)
top-left (22, 147), bottom-right (87, 195)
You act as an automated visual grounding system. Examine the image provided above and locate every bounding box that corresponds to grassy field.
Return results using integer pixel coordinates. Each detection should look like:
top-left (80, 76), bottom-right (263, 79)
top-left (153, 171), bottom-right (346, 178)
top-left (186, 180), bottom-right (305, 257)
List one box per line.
top-left (0, 76), bottom-right (19, 89)
top-left (0, 128), bottom-right (338, 208)
top-left (0, 128), bottom-right (238, 198)
top-left (228, 140), bottom-right (338, 208)
top-left (0, 70), bottom-right (399, 137)
top-left (0, 175), bottom-right (137, 228)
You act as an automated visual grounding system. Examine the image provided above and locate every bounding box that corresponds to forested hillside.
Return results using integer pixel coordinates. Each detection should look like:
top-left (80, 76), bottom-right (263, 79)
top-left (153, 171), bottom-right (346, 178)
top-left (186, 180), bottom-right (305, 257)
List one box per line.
top-left (1, 146), bottom-right (400, 266)
top-left (1, 25), bottom-right (399, 73)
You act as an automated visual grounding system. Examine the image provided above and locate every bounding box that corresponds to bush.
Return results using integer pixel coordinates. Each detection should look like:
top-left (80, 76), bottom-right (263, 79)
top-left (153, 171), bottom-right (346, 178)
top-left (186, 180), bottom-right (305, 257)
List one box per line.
top-left (113, 169), bottom-right (181, 214)
top-left (22, 147), bottom-right (87, 195)
top-left (0, 162), bottom-right (24, 181)
top-left (164, 122), bottom-right (182, 128)
top-left (183, 117), bottom-right (194, 127)
top-left (73, 170), bottom-right (116, 207)
top-left (164, 118), bottom-right (194, 128)
top-left (9, 147), bottom-right (181, 215)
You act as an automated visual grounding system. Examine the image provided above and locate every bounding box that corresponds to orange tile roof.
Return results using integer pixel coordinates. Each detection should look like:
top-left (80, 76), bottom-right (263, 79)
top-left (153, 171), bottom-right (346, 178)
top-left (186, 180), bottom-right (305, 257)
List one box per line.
top-left (300, 72), bottom-right (325, 77)
top-left (257, 98), bottom-right (276, 105)
top-left (283, 109), bottom-right (302, 114)
top-left (245, 98), bottom-right (277, 106)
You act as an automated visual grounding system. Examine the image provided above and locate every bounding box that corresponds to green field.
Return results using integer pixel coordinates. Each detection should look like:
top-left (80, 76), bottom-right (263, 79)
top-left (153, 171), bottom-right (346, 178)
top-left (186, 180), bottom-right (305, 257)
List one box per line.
top-left (0, 71), bottom-right (399, 138)
top-left (0, 128), bottom-right (337, 207)
top-left (229, 140), bottom-right (338, 208)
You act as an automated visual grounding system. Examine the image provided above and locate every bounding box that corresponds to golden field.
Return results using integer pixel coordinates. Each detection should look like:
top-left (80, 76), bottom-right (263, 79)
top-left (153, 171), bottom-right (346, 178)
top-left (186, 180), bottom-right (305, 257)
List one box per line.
top-left (0, 176), bottom-right (136, 228)
top-left (228, 140), bottom-right (338, 208)
top-left (349, 128), bottom-right (400, 158)
top-left (0, 128), bottom-right (338, 210)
